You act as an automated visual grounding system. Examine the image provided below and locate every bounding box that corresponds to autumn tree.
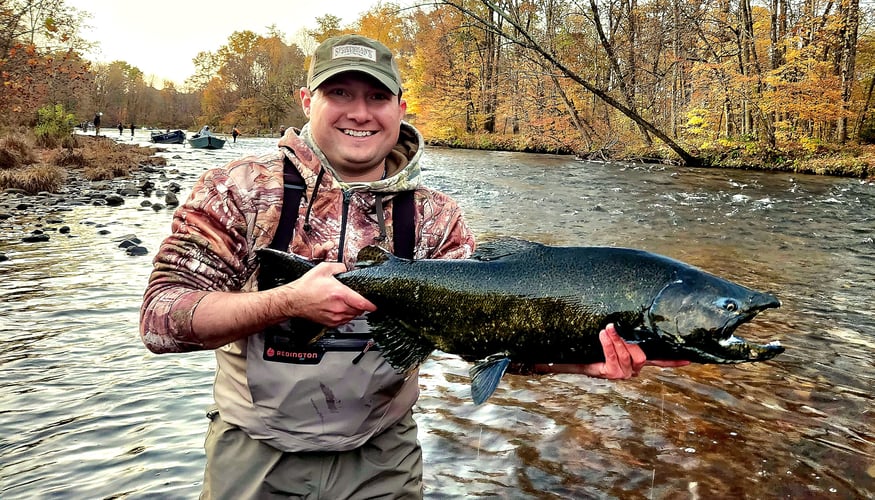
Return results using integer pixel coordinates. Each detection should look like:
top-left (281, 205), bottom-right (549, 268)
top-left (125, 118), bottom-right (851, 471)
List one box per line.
top-left (0, 0), bottom-right (91, 126)
top-left (192, 29), bottom-right (307, 134)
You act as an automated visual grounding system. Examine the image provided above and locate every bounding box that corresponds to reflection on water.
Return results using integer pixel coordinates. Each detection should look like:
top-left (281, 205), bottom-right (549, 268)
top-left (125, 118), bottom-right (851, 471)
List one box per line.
top-left (1, 133), bottom-right (873, 498)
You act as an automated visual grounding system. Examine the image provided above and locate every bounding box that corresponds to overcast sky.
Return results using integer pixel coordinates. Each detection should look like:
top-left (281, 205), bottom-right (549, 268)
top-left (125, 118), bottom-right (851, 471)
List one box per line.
top-left (66, 0), bottom-right (402, 87)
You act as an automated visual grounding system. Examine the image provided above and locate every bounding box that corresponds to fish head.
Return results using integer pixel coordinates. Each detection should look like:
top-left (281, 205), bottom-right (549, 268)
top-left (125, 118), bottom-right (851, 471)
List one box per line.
top-left (646, 270), bottom-right (783, 363)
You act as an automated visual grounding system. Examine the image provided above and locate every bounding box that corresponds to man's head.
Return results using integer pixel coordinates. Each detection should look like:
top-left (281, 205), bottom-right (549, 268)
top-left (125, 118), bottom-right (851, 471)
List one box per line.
top-left (301, 34), bottom-right (407, 182)
top-left (307, 34), bottom-right (402, 96)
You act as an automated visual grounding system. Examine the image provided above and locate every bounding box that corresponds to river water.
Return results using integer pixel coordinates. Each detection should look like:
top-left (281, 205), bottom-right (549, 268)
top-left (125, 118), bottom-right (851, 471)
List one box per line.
top-left (1, 131), bottom-right (873, 499)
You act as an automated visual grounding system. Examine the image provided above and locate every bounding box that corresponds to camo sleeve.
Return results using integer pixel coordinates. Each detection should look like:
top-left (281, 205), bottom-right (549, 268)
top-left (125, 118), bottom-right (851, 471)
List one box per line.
top-left (416, 187), bottom-right (476, 261)
top-left (139, 156), bottom-right (284, 353)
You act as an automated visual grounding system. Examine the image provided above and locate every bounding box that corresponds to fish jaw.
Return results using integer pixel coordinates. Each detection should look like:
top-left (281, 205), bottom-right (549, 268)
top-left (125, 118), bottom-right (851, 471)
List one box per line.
top-left (705, 292), bottom-right (785, 362)
top-left (648, 275), bottom-right (784, 363)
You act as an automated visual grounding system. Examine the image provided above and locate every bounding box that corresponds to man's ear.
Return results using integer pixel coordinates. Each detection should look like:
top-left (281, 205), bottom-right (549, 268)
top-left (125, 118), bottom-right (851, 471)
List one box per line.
top-left (300, 87), bottom-right (312, 117)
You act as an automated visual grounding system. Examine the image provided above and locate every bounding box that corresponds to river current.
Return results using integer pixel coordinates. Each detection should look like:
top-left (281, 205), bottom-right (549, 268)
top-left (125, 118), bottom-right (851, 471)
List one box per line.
top-left (1, 131), bottom-right (873, 498)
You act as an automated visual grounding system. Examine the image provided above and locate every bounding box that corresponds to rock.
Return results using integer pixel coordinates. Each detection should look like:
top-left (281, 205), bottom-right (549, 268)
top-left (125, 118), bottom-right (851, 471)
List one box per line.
top-left (115, 234), bottom-right (142, 246)
top-left (125, 245), bottom-right (149, 256)
top-left (22, 233), bottom-right (50, 243)
top-left (105, 194), bottom-right (125, 206)
top-left (164, 192), bottom-right (179, 207)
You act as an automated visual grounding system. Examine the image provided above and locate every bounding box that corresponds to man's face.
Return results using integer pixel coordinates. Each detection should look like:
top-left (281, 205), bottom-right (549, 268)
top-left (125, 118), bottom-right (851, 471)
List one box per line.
top-left (301, 73), bottom-right (406, 181)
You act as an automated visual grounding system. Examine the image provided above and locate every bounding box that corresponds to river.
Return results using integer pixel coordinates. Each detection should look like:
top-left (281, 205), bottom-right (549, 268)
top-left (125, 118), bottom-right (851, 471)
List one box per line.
top-left (1, 131), bottom-right (873, 499)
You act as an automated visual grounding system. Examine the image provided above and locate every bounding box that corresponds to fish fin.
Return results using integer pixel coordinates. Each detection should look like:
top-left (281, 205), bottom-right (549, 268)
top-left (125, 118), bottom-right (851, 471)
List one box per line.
top-left (306, 327), bottom-right (328, 345)
top-left (256, 247), bottom-right (316, 290)
top-left (264, 318), bottom-right (325, 346)
top-left (355, 245), bottom-right (397, 268)
top-left (368, 316), bottom-right (436, 373)
top-left (470, 238), bottom-right (543, 261)
top-left (469, 353), bottom-right (512, 404)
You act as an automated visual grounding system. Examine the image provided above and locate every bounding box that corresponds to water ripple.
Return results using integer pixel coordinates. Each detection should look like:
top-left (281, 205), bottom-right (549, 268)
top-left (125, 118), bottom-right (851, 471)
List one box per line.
top-left (1, 138), bottom-right (873, 498)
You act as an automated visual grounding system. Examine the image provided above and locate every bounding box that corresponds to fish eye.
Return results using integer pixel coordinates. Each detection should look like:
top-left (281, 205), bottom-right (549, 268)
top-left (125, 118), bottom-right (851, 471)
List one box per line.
top-left (716, 298), bottom-right (740, 312)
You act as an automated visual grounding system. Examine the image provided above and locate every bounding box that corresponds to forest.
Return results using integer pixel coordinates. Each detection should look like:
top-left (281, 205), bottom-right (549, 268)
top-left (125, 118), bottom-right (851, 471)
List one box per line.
top-left (3, 0), bottom-right (875, 173)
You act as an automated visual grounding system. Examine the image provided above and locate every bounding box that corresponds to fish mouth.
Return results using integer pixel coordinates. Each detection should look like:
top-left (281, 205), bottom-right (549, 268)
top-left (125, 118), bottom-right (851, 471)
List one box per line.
top-left (699, 294), bottom-right (784, 363)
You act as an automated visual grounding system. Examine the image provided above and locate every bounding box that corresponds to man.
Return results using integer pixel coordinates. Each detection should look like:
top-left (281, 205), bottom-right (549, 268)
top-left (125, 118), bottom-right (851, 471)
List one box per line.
top-left (140, 34), bottom-right (684, 499)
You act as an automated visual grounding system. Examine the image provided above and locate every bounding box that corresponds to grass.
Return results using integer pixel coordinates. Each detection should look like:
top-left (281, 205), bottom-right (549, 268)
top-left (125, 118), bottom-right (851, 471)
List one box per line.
top-left (0, 131), bottom-right (166, 194)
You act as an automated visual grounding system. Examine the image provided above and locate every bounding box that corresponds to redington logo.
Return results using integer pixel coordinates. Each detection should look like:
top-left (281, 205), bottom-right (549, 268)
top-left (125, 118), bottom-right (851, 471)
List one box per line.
top-left (274, 350), bottom-right (320, 360)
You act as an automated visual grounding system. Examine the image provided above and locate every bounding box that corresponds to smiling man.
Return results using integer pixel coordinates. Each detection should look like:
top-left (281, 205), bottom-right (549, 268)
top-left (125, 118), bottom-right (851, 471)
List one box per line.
top-left (140, 34), bottom-right (682, 500)
top-left (141, 34), bottom-right (477, 499)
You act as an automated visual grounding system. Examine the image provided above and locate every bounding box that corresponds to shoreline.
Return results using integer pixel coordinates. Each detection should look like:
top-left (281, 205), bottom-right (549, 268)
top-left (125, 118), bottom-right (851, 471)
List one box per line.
top-left (426, 138), bottom-right (875, 180)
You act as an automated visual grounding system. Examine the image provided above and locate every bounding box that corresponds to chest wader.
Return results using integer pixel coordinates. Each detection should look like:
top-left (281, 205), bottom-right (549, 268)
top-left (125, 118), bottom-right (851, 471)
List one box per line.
top-left (259, 155), bottom-right (415, 364)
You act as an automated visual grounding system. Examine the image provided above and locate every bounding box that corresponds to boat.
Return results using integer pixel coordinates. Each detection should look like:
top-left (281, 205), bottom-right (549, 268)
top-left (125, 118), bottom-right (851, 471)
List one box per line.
top-left (188, 134), bottom-right (226, 149)
top-left (150, 129), bottom-right (186, 144)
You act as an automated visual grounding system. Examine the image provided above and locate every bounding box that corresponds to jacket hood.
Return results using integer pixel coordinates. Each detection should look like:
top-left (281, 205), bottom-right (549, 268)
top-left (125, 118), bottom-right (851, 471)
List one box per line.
top-left (277, 121), bottom-right (424, 194)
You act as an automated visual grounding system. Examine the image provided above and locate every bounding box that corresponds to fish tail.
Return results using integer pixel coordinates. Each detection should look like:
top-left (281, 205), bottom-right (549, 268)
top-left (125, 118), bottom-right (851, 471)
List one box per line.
top-left (256, 247), bottom-right (316, 290)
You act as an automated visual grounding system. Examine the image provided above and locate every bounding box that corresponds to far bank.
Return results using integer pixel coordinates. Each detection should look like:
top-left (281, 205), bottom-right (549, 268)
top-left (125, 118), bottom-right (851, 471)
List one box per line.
top-left (426, 136), bottom-right (875, 180)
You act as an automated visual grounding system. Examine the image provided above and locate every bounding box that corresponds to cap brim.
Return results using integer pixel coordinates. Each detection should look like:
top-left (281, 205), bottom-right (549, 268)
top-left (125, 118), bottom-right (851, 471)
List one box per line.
top-left (309, 67), bottom-right (400, 95)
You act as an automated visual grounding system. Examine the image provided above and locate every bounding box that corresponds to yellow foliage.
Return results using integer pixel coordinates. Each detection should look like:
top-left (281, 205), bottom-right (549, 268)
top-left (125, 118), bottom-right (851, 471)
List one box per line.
top-left (684, 109), bottom-right (711, 136)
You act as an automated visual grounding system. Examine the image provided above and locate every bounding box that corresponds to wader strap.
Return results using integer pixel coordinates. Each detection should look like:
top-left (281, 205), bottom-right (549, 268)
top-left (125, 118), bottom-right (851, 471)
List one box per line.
top-left (270, 156), bottom-right (306, 251)
top-left (269, 155), bottom-right (416, 259)
top-left (392, 190), bottom-right (415, 259)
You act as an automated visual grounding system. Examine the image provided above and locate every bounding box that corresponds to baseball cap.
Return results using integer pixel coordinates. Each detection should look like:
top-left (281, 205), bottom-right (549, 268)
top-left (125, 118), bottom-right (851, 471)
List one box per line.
top-left (308, 34), bottom-right (402, 95)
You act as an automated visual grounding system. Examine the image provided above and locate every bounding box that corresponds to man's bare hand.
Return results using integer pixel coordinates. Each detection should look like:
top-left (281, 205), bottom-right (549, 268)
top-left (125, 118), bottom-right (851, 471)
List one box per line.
top-left (531, 323), bottom-right (690, 378)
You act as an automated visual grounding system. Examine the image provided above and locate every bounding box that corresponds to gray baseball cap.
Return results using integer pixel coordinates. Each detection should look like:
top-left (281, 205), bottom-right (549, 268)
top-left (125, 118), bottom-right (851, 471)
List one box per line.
top-left (307, 34), bottom-right (402, 95)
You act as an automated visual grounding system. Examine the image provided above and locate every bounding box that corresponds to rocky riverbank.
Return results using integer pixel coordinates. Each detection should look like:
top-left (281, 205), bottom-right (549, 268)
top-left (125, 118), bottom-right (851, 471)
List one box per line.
top-left (0, 135), bottom-right (185, 262)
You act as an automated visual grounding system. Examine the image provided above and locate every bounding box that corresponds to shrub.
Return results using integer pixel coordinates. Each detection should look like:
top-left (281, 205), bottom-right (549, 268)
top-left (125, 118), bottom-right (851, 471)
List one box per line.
top-left (0, 164), bottom-right (67, 193)
top-left (34, 104), bottom-right (77, 149)
top-left (53, 148), bottom-right (88, 167)
top-left (0, 133), bottom-right (37, 169)
top-left (83, 163), bottom-right (129, 181)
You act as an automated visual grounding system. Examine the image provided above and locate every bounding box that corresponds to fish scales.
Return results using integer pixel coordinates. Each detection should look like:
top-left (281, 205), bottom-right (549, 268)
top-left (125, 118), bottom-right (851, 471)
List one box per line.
top-left (342, 256), bottom-right (644, 365)
top-left (350, 245), bottom-right (678, 355)
top-left (257, 239), bottom-right (784, 404)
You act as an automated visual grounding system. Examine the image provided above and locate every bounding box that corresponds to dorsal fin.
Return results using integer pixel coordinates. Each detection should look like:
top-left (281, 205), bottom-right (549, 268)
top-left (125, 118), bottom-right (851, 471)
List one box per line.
top-left (356, 245), bottom-right (394, 268)
top-left (470, 237), bottom-right (543, 261)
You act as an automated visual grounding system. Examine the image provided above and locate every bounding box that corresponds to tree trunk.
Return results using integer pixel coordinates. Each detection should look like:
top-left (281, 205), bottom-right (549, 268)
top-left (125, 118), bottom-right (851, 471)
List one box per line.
top-left (443, 0), bottom-right (699, 165)
top-left (837, 0), bottom-right (859, 142)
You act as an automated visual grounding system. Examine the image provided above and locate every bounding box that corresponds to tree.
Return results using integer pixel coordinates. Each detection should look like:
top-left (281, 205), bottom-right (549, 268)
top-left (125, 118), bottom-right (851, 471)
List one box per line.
top-left (441, 0), bottom-right (699, 164)
top-left (0, 0), bottom-right (91, 125)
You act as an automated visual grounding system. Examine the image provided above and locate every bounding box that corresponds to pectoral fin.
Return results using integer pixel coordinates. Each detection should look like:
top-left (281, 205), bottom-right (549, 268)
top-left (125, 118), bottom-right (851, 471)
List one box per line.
top-left (469, 353), bottom-right (512, 405)
top-left (368, 315), bottom-right (436, 374)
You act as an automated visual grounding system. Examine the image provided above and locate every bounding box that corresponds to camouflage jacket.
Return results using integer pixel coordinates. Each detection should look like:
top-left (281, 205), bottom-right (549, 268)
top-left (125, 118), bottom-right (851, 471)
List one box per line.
top-left (140, 122), bottom-right (476, 451)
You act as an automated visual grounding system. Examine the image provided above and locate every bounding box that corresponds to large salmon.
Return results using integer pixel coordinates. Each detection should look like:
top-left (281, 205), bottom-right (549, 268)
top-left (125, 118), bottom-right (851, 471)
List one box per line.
top-left (257, 239), bottom-right (783, 404)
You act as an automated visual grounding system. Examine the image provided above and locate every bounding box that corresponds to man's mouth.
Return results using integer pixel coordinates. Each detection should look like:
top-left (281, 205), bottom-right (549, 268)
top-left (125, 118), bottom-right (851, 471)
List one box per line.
top-left (343, 129), bottom-right (375, 137)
